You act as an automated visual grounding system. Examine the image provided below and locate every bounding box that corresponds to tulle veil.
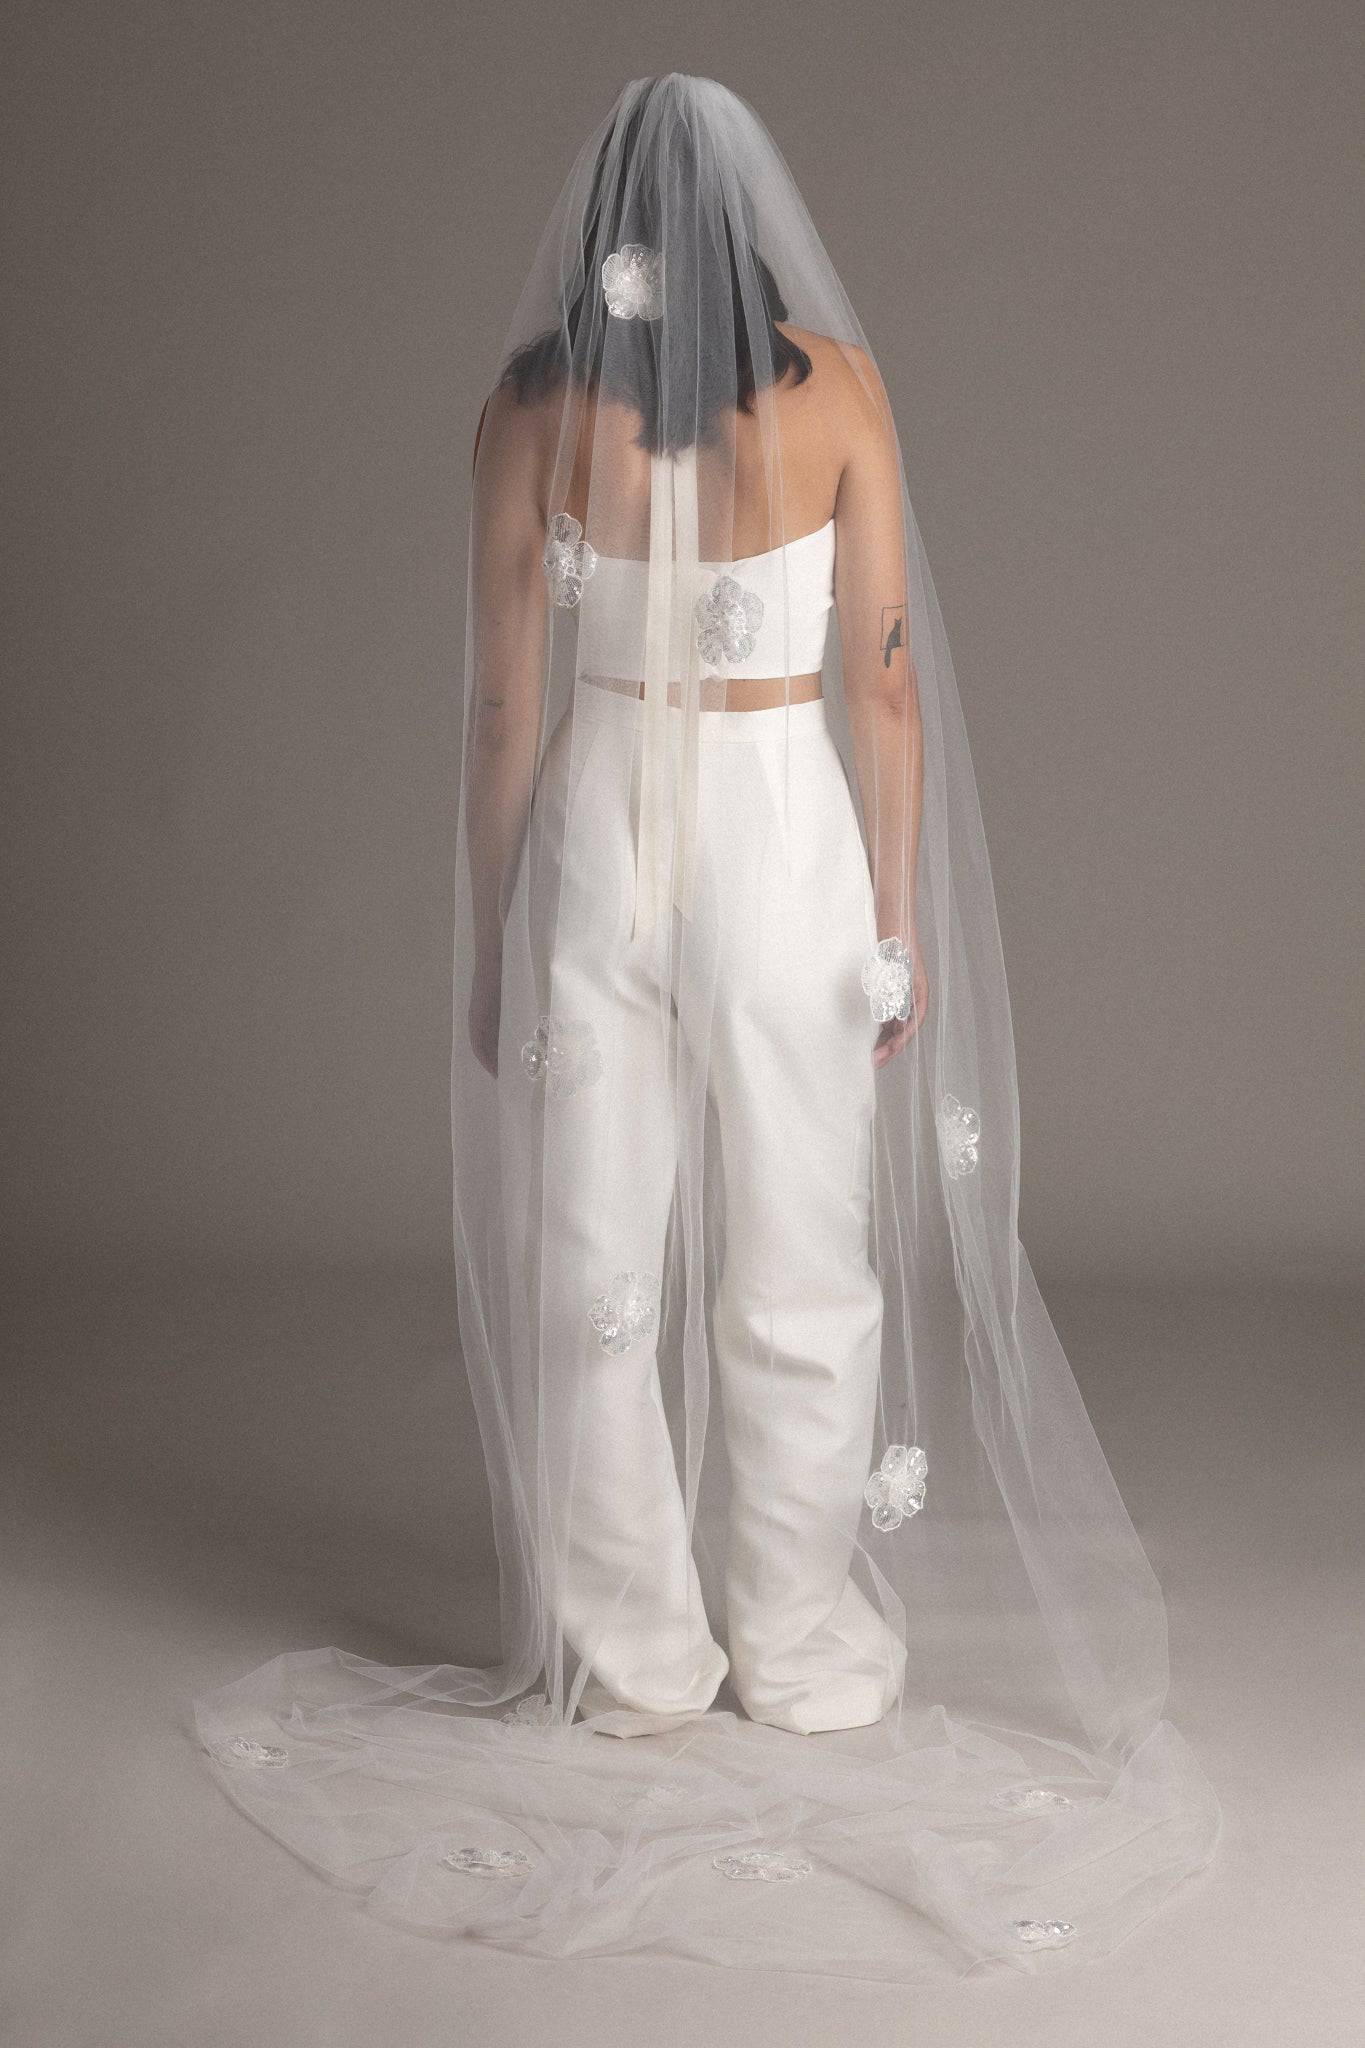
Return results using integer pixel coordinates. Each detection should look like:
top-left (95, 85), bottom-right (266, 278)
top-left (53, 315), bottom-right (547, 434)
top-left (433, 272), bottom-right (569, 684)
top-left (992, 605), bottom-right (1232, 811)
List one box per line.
top-left (193, 72), bottom-right (1221, 1979)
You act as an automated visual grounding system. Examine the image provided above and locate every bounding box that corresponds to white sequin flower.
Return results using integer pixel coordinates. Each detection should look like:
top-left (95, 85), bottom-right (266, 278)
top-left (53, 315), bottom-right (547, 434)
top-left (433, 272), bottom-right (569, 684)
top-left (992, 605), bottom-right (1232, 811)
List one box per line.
top-left (861, 936), bottom-right (914, 1023)
top-left (441, 1847), bottom-right (531, 1879)
top-left (1014, 1918), bottom-right (1077, 1948)
top-left (601, 243), bottom-right (664, 320)
top-left (588, 1270), bottom-right (658, 1356)
top-left (520, 1013), bottom-right (603, 1097)
top-left (864, 1443), bottom-right (928, 1532)
top-left (937, 1093), bottom-right (982, 1179)
top-left (712, 1849), bottom-right (813, 1883)
top-left (993, 1785), bottom-right (1074, 1812)
top-left (695, 573), bottom-right (764, 667)
top-left (212, 1736), bottom-right (289, 1768)
top-left (543, 513), bottom-right (598, 609)
top-left (501, 1692), bottom-right (555, 1730)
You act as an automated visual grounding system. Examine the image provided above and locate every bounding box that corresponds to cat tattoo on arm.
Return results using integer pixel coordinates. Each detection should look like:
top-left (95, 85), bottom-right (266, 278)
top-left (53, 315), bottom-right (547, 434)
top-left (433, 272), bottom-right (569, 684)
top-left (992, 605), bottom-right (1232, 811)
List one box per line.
top-left (880, 604), bottom-right (907, 668)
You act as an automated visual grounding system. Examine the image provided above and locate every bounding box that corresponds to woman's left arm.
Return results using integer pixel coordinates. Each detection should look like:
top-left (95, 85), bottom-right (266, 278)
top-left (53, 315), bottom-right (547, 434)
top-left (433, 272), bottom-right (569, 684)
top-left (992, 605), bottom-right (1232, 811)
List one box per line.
top-left (833, 349), bottom-right (927, 1060)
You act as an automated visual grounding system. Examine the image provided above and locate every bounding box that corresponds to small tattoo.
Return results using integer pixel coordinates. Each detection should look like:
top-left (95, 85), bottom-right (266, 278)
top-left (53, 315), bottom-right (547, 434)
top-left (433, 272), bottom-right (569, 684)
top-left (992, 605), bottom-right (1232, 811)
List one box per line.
top-left (880, 606), bottom-right (906, 667)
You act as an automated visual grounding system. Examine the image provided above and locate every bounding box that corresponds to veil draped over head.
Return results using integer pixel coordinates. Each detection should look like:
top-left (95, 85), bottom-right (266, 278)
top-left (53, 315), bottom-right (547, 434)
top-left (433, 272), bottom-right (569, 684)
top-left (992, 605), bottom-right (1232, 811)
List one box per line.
top-left (194, 74), bottom-right (1220, 1979)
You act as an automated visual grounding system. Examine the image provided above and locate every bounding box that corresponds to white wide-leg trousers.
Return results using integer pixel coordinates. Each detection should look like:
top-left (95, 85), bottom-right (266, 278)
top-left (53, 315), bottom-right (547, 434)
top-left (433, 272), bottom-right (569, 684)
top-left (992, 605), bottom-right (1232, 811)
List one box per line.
top-left (525, 680), bottom-right (906, 1735)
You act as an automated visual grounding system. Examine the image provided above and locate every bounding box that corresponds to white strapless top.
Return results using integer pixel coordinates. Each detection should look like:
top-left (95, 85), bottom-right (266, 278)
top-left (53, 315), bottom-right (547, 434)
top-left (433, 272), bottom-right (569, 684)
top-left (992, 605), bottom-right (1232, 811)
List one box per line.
top-left (575, 518), bottom-right (836, 683)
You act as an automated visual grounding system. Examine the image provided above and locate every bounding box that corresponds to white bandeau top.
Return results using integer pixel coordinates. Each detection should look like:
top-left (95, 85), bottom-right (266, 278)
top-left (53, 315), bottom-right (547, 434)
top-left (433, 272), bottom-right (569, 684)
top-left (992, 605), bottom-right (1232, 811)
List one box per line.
top-left (574, 517), bottom-right (836, 682)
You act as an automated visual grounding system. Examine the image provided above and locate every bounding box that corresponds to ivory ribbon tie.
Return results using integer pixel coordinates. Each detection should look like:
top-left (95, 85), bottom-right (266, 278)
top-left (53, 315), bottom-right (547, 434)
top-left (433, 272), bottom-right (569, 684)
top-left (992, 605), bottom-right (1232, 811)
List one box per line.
top-left (630, 448), bottom-right (702, 943)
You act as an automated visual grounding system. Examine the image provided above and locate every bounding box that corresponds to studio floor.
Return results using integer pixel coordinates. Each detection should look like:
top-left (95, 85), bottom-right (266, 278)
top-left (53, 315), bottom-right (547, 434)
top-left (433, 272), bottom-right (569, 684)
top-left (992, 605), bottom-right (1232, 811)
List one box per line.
top-left (3, 1256), bottom-right (1359, 2048)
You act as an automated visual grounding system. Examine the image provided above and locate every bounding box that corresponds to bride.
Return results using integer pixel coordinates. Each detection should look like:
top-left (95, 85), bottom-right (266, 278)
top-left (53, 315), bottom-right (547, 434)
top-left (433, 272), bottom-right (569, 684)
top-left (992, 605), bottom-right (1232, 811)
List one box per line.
top-left (194, 73), bottom-right (1221, 1979)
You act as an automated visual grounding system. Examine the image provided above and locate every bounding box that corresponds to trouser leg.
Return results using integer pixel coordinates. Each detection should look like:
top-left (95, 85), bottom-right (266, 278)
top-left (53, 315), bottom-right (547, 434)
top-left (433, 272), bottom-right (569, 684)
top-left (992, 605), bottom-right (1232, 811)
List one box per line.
top-left (530, 706), bottom-right (728, 1720)
top-left (705, 724), bottom-right (906, 1734)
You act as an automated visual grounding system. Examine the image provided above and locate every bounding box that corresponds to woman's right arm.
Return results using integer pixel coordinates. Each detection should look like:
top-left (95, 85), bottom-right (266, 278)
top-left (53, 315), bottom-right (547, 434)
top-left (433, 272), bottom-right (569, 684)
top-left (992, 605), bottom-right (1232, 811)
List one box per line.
top-left (464, 386), bottom-right (549, 1074)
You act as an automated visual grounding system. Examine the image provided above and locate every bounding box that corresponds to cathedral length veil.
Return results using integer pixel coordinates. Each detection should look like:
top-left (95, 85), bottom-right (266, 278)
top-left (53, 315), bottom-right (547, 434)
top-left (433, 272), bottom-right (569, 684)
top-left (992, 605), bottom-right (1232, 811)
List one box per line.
top-left (193, 73), bottom-right (1221, 1978)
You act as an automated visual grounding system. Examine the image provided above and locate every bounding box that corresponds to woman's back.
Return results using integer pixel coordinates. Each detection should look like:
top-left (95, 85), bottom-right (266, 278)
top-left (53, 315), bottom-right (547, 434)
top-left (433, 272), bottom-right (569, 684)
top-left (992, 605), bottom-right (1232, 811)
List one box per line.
top-left (528, 324), bottom-right (872, 559)
top-left (482, 323), bottom-right (893, 705)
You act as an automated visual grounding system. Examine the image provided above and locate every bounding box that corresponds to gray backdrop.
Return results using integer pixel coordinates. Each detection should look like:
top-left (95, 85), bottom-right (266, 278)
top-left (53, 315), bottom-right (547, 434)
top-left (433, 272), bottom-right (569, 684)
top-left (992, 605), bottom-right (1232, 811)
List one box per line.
top-left (3, 1), bottom-right (1360, 1289)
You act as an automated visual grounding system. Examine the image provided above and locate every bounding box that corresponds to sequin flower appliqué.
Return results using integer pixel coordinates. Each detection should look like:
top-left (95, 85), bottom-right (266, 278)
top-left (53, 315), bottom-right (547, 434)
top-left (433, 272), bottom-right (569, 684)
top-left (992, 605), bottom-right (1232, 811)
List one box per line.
top-left (543, 514), bottom-right (598, 609)
top-left (501, 1692), bottom-right (556, 1730)
top-left (937, 1094), bottom-right (981, 1179)
top-left (1014, 1917), bottom-right (1077, 1949)
top-left (441, 1847), bottom-right (531, 1879)
top-left (520, 1013), bottom-right (603, 1097)
top-left (588, 1271), bottom-right (658, 1355)
top-left (865, 1443), bottom-right (928, 1531)
top-left (712, 1848), bottom-right (813, 1883)
top-left (862, 936), bottom-right (914, 1023)
top-left (695, 574), bottom-right (764, 668)
top-left (211, 1736), bottom-right (288, 1769)
top-left (601, 243), bottom-right (664, 321)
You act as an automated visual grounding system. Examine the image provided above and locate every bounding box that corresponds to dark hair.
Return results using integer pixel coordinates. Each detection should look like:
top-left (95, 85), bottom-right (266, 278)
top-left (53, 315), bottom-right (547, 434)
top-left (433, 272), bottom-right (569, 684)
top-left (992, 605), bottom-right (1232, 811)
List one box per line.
top-left (497, 81), bottom-right (812, 455)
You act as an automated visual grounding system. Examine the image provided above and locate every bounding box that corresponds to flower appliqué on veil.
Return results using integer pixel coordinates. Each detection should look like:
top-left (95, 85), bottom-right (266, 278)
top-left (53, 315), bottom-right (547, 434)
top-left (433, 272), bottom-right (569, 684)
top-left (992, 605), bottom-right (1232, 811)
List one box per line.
top-left (501, 1692), bottom-right (556, 1730)
top-left (712, 1848), bottom-right (813, 1883)
top-left (861, 936), bottom-right (913, 1023)
top-left (520, 1013), bottom-right (603, 1097)
top-left (1014, 1918), bottom-right (1077, 1948)
top-left (588, 1270), bottom-right (658, 1355)
top-left (441, 1847), bottom-right (531, 1879)
top-left (937, 1094), bottom-right (982, 1179)
top-left (864, 1443), bottom-right (928, 1531)
top-left (695, 574), bottom-right (764, 668)
top-left (542, 513), bottom-right (598, 609)
top-left (211, 1736), bottom-right (289, 1768)
top-left (993, 1785), bottom-right (1074, 1812)
top-left (601, 243), bottom-right (664, 320)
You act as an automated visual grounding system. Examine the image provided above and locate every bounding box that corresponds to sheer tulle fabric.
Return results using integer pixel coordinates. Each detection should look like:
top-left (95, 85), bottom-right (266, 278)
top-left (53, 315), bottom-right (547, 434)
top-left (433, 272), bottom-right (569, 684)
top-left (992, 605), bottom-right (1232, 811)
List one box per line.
top-left (193, 74), bottom-right (1220, 1978)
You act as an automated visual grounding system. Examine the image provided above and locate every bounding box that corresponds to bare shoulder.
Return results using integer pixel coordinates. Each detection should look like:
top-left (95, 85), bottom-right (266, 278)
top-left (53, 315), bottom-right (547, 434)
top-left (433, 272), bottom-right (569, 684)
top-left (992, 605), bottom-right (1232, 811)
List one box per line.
top-left (776, 325), bottom-right (893, 448)
top-left (473, 373), bottom-right (565, 474)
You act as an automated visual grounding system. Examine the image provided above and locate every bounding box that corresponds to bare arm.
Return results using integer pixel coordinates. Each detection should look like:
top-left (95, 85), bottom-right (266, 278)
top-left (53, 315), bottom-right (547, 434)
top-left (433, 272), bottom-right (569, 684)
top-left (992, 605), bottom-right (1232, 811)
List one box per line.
top-left (464, 387), bottom-right (549, 1070)
top-left (833, 352), bottom-right (925, 962)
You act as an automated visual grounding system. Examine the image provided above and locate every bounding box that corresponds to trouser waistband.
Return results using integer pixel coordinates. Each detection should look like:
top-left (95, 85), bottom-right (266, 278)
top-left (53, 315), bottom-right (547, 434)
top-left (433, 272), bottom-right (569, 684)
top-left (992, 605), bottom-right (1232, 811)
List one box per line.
top-left (573, 675), bottom-right (832, 744)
